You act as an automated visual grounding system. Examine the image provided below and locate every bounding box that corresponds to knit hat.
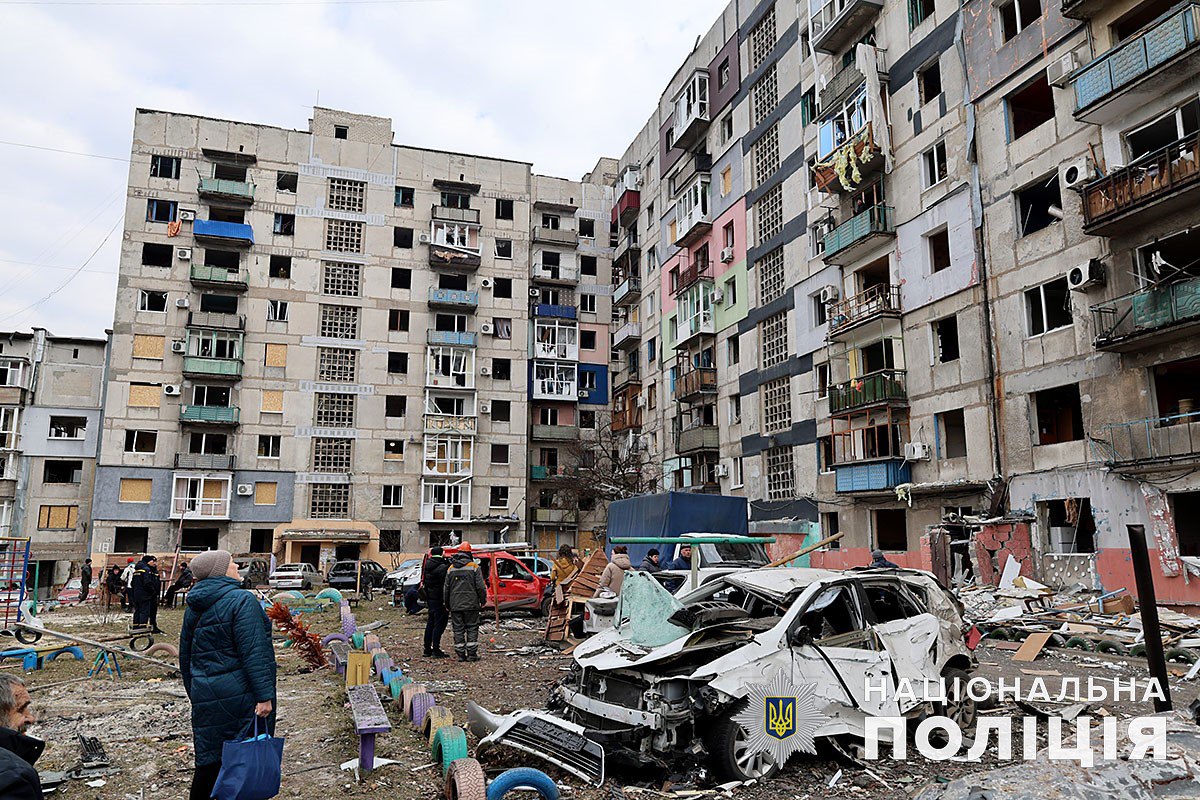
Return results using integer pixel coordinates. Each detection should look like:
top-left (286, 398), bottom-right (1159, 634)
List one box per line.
top-left (189, 549), bottom-right (233, 581)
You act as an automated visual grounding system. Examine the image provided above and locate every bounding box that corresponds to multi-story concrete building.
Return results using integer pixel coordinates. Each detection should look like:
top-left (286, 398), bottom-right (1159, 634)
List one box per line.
top-left (0, 328), bottom-right (107, 595)
top-left (93, 108), bottom-right (614, 568)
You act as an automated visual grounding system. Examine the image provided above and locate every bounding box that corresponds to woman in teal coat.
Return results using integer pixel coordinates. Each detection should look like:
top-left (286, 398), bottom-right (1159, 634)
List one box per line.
top-left (179, 550), bottom-right (277, 800)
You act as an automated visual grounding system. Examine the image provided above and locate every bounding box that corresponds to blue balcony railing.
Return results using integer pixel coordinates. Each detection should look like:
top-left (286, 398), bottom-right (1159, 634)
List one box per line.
top-left (533, 303), bottom-right (577, 319)
top-left (834, 459), bottom-right (911, 493)
top-left (428, 330), bottom-right (478, 347)
top-left (428, 288), bottom-right (480, 308)
top-left (192, 219), bottom-right (254, 245)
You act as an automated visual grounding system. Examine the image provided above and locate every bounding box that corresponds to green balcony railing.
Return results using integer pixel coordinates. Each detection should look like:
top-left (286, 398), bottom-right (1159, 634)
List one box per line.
top-left (190, 264), bottom-right (248, 286)
top-left (180, 405), bottom-right (240, 424)
top-left (198, 177), bottom-right (255, 201)
top-left (1091, 276), bottom-right (1200, 348)
top-left (183, 357), bottom-right (243, 378)
top-left (828, 369), bottom-right (907, 413)
top-left (823, 205), bottom-right (894, 262)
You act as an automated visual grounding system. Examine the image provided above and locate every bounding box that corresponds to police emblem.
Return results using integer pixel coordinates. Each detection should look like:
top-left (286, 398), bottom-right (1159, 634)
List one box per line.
top-left (732, 672), bottom-right (826, 767)
top-left (765, 696), bottom-right (796, 740)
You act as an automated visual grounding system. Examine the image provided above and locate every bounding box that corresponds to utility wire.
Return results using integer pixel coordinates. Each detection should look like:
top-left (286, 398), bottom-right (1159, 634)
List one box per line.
top-left (1, 0), bottom-right (444, 5)
top-left (0, 140), bottom-right (129, 162)
top-left (0, 216), bottom-right (122, 323)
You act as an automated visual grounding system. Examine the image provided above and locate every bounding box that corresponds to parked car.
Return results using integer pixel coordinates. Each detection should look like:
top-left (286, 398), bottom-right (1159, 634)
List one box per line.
top-left (268, 563), bottom-right (323, 590)
top-left (327, 560), bottom-right (388, 595)
top-left (421, 547), bottom-right (550, 616)
top-left (517, 555), bottom-right (552, 580)
top-left (237, 558), bottom-right (270, 589)
top-left (56, 578), bottom-right (82, 604)
top-left (383, 558), bottom-right (423, 592)
top-left (548, 567), bottom-right (976, 782)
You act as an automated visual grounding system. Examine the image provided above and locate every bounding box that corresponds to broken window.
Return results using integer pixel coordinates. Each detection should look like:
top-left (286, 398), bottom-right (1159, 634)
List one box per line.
top-left (269, 255), bottom-right (291, 279)
top-left (1042, 498), bottom-right (1096, 554)
top-left (933, 315), bottom-right (960, 363)
top-left (138, 290), bottom-right (167, 313)
top-left (938, 408), bottom-right (967, 458)
top-left (258, 435), bottom-right (281, 458)
top-left (441, 191), bottom-right (471, 210)
top-left (199, 294), bottom-right (238, 315)
top-left (395, 186), bottom-right (414, 207)
top-left (873, 508), bottom-right (908, 551)
top-left (387, 352), bottom-right (408, 374)
top-left (999, 0), bottom-right (1041, 42)
top-left (150, 155), bottom-right (180, 179)
top-left (273, 213), bottom-right (295, 235)
top-left (124, 430), bottom-right (157, 453)
top-left (142, 243), bottom-right (173, 267)
top-left (494, 277), bottom-right (512, 298)
top-left (1171, 492), bottom-right (1200, 557)
top-left (1017, 173), bottom-right (1063, 235)
top-left (385, 395), bottom-right (406, 418)
top-left (909, 0), bottom-right (935, 28)
top-left (276, 172), bottom-right (297, 192)
top-left (928, 228), bottom-right (951, 272)
top-left (821, 511), bottom-right (840, 546)
top-left (495, 198), bottom-right (514, 220)
top-left (918, 59), bottom-right (942, 105)
top-left (1025, 277), bottom-right (1071, 335)
top-left (203, 249), bottom-right (239, 270)
top-left (384, 440), bottom-right (405, 460)
top-left (793, 585), bottom-right (870, 647)
top-left (580, 255), bottom-right (598, 276)
top-left (1007, 74), bottom-right (1055, 140)
top-left (490, 486), bottom-right (509, 508)
top-left (1034, 384), bottom-right (1084, 445)
top-left (394, 227), bottom-right (414, 249)
top-left (213, 162), bottom-right (246, 182)
top-left (43, 460), bottom-right (83, 484)
top-left (334, 125), bottom-right (349, 140)
top-left (209, 207), bottom-right (244, 224)
top-left (392, 268), bottom-right (411, 290)
top-left (495, 239), bottom-right (513, 259)
top-left (1151, 357), bottom-right (1200, 419)
top-left (1125, 99), bottom-right (1200, 162)
top-left (922, 141), bottom-right (948, 187)
top-left (863, 582), bottom-right (923, 622)
top-left (491, 400), bottom-right (510, 422)
top-left (267, 300), bottom-right (288, 322)
top-left (579, 219), bottom-right (595, 239)
top-left (388, 309), bottom-right (409, 332)
top-left (146, 199), bottom-right (177, 223)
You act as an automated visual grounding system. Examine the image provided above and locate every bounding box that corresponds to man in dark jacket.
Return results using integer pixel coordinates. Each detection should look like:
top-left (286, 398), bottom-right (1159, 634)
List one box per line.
top-left (869, 549), bottom-right (900, 569)
top-left (664, 544), bottom-right (693, 571)
top-left (104, 565), bottom-right (123, 610)
top-left (79, 558), bottom-right (92, 604)
top-left (422, 548), bottom-right (450, 658)
top-left (180, 549), bottom-right (276, 800)
top-left (639, 549), bottom-right (662, 573)
top-left (0, 674), bottom-right (42, 800)
top-left (131, 555), bottom-right (162, 633)
top-left (443, 545), bottom-right (487, 662)
top-left (165, 563), bottom-right (194, 608)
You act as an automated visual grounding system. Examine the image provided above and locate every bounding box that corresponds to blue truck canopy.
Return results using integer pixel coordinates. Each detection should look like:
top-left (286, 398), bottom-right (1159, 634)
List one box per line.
top-left (606, 492), bottom-right (749, 566)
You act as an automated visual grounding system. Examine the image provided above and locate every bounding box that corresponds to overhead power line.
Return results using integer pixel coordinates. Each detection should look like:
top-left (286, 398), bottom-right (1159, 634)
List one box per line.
top-left (0, 216), bottom-right (122, 323)
top-left (0, 140), bottom-right (130, 162)
top-left (1, 0), bottom-right (444, 6)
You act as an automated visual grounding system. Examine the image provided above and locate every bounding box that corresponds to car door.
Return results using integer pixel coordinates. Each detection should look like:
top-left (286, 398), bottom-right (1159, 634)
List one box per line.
top-left (861, 580), bottom-right (943, 713)
top-left (493, 556), bottom-right (537, 609)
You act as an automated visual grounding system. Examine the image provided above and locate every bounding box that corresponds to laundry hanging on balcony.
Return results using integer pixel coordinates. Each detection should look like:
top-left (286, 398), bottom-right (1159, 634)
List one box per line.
top-left (167, 220), bottom-right (182, 237)
top-left (856, 43), bottom-right (892, 175)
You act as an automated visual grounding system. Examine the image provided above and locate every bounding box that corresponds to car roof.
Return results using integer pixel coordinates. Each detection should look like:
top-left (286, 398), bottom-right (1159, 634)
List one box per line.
top-left (723, 567), bottom-right (853, 600)
top-left (276, 563), bottom-right (305, 570)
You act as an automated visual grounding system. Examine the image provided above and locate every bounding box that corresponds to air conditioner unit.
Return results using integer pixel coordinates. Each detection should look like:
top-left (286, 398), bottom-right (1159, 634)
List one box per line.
top-left (176, 247), bottom-right (192, 261)
top-left (480, 277), bottom-right (494, 289)
top-left (236, 484), bottom-right (254, 496)
top-left (163, 384), bottom-right (181, 396)
top-left (819, 285), bottom-right (840, 304)
top-left (480, 402), bottom-right (491, 414)
top-left (418, 233), bottom-right (431, 244)
top-left (904, 442), bottom-right (932, 461)
top-left (529, 288), bottom-right (541, 297)
top-left (715, 463), bottom-right (730, 478)
top-left (1046, 52), bottom-right (1077, 88)
top-left (178, 209), bottom-right (196, 222)
top-left (711, 288), bottom-right (724, 304)
top-left (1067, 258), bottom-right (1104, 291)
top-left (480, 322), bottom-right (495, 335)
top-left (578, 389), bottom-right (590, 398)
top-left (719, 246), bottom-right (734, 263)
top-left (170, 340), bottom-right (186, 353)
top-left (175, 297), bottom-right (190, 309)
top-left (1060, 156), bottom-right (1096, 191)
top-left (480, 365), bottom-right (492, 376)
top-left (635, 395), bottom-right (646, 408)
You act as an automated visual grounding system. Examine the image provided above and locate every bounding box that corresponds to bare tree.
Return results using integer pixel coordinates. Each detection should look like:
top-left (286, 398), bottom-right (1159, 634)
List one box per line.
top-left (550, 410), bottom-right (663, 527)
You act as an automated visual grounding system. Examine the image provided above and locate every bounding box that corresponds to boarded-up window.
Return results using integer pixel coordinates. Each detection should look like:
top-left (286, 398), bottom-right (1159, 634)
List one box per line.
top-left (37, 505), bottom-right (78, 529)
top-left (265, 343), bottom-right (287, 367)
top-left (128, 384), bottom-right (161, 408)
top-left (254, 482), bottom-right (278, 505)
top-left (132, 334), bottom-right (165, 360)
top-left (261, 390), bottom-right (283, 413)
top-left (119, 478), bottom-right (153, 503)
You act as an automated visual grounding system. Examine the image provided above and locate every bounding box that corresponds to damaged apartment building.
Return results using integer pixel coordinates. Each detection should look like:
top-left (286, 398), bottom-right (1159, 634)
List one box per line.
top-left (604, 0), bottom-right (1200, 603)
top-left (93, 108), bottom-right (615, 566)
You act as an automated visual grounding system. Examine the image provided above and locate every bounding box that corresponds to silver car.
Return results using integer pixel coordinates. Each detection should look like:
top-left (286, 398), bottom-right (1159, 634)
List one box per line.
top-left (268, 563), bottom-right (322, 590)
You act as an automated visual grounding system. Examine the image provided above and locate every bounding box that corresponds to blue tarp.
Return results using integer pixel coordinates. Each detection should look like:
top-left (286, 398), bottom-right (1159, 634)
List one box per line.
top-left (606, 492), bottom-right (748, 566)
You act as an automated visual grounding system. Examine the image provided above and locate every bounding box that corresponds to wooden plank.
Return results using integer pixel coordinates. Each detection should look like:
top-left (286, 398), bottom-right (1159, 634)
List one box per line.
top-left (346, 652), bottom-right (372, 687)
top-left (1013, 631), bottom-right (1054, 662)
top-left (346, 684), bottom-right (391, 734)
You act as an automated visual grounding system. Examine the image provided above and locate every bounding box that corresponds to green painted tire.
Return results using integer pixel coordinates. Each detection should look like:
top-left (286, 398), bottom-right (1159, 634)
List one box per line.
top-left (1095, 639), bottom-right (1126, 655)
top-left (1166, 647), bottom-right (1198, 664)
top-left (1064, 636), bottom-right (1095, 651)
top-left (351, 632), bottom-right (365, 650)
top-left (1129, 643), bottom-right (1148, 657)
top-left (985, 627), bottom-right (1012, 641)
top-left (315, 587), bottom-right (343, 602)
top-left (431, 725), bottom-right (469, 775)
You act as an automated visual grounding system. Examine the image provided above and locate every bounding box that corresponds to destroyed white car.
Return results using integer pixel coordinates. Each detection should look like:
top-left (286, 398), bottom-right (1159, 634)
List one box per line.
top-left (549, 567), bottom-right (976, 782)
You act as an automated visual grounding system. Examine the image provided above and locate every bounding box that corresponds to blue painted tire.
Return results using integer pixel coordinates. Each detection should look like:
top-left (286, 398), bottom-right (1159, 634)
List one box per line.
top-left (316, 587), bottom-right (343, 602)
top-left (485, 767), bottom-right (559, 800)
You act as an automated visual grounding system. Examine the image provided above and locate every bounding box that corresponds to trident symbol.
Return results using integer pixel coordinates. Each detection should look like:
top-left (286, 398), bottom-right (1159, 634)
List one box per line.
top-left (767, 698), bottom-right (794, 739)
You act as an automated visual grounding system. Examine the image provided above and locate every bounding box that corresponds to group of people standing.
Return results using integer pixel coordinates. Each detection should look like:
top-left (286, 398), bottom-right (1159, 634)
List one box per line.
top-left (421, 544), bottom-right (487, 662)
top-left (92, 555), bottom-right (195, 634)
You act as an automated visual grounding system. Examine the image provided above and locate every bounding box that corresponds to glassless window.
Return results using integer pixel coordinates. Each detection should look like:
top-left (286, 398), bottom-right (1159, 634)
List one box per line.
top-left (817, 87), bottom-right (869, 159)
top-left (1025, 278), bottom-right (1072, 336)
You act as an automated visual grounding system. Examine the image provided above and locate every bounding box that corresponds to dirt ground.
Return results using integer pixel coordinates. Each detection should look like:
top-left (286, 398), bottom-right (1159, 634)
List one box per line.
top-left (11, 599), bottom-right (1198, 799)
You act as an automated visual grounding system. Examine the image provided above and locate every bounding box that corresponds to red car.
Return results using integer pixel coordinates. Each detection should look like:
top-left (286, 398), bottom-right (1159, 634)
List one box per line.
top-left (423, 546), bottom-right (550, 616)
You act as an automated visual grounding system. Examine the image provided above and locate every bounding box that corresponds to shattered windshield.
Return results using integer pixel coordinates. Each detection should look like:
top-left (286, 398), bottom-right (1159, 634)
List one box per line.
top-left (696, 541), bottom-right (770, 567)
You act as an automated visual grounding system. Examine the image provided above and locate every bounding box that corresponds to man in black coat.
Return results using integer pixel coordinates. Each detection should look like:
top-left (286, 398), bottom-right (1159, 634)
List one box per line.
top-left (639, 549), bottom-right (662, 573)
top-left (131, 555), bottom-right (163, 633)
top-left (0, 674), bottom-right (42, 800)
top-left (422, 548), bottom-right (450, 658)
top-left (79, 558), bottom-right (92, 604)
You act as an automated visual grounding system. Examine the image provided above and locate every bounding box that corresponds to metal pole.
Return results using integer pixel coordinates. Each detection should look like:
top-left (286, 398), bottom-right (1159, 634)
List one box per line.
top-left (31, 559), bottom-right (39, 615)
top-left (1127, 524), bottom-right (1171, 712)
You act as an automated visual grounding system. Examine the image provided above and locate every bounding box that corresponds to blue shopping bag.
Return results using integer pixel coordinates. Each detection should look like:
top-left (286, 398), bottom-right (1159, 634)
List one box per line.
top-left (211, 717), bottom-right (284, 800)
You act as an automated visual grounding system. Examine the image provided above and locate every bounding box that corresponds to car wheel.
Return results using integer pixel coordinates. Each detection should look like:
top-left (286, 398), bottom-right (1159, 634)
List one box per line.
top-left (707, 706), bottom-right (779, 782)
top-left (939, 667), bottom-right (977, 733)
top-left (534, 596), bottom-right (549, 618)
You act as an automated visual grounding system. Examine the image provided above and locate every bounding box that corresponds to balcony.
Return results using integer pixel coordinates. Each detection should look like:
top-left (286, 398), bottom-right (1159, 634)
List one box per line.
top-left (187, 311), bottom-right (245, 330)
top-left (674, 258), bottom-right (713, 297)
top-left (834, 459), bottom-right (911, 493)
top-left (192, 219), bottom-right (254, 247)
top-left (179, 405), bottom-right (240, 425)
top-left (428, 288), bottom-right (480, 310)
top-left (1091, 277), bottom-right (1200, 351)
top-left (533, 507), bottom-right (578, 524)
top-left (678, 425), bottom-right (719, 454)
top-left (431, 205), bottom-right (481, 224)
top-left (613, 274), bottom-right (642, 307)
top-left (811, 0), bottom-right (884, 54)
top-left (613, 365), bottom-right (641, 391)
top-left (190, 264), bottom-right (248, 291)
top-left (428, 247), bottom-right (481, 270)
top-left (612, 404), bottom-right (644, 432)
top-left (0, 359), bottom-right (29, 405)
top-left (615, 188), bottom-right (641, 228)
top-left (671, 152), bottom-right (713, 198)
top-left (198, 177), bottom-right (255, 204)
top-left (531, 262), bottom-right (580, 285)
top-left (614, 231), bottom-right (641, 268)
top-left (1071, 4), bottom-right (1200, 125)
top-left (822, 205), bottom-right (895, 266)
top-left (174, 453), bottom-right (236, 470)
top-left (532, 226), bottom-right (579, 247)
top-left (827, 284), bottom-right (901, 337)
top-left (1095, 410), bottom-right (1200, 469)
top-left (827, 370), bottom-right (907, 414)
top-left (675, 367), bottom-right (718, 403)
top-left (424, 414), bottom-right (477, 435)
top-left (676, 310), bottom-right (716, 348)
top-left (428, 330), bottom-right (478, 347)
top-left (531, 375), bottom-right (579, 402)
top-left (813, 122), bottom-right (884, 193)
top-left (674, 177), bottom-right (712, 247)
top-left (820, 63), bottom-right (865, 113)
top-left (183, 357), bottom-right (243, 379)
top-left (170, 496), bottom-right (230, 519)
top-left (1080, 133), bottom-right (1200, 236)
top-left (530, 465), bottom-right (573, 481)
top-left (673, 70), bottom-right (711, 152)
top-left (531, 424), bottom-right (579, 442)
top-left (534, 303), bottom-right (578, 321)
top-left (613, 319), bottom-right (642, 348)
top-left (1061, 0), bottom-right (1106, 19)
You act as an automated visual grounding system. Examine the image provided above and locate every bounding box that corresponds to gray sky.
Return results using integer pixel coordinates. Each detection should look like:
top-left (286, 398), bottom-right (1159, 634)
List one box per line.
top-left (0, 0), bottom-right (729, 339)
